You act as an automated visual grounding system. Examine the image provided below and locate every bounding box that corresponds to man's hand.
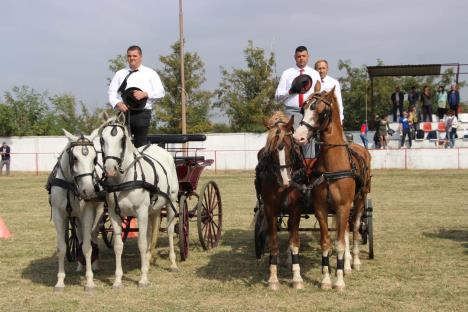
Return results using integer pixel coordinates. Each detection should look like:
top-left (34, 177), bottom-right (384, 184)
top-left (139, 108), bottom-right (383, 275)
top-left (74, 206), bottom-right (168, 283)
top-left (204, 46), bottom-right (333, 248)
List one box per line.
top-left (116, 102), bottom-right (128, 113)
top-left (132, 90), bottom-right (148, 101)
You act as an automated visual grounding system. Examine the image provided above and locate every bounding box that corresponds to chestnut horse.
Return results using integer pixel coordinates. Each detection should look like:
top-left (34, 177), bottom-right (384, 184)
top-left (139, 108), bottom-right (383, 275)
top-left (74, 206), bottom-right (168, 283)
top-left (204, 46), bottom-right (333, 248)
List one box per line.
top-left (254, 111), bottom-right (308, 290)
top-left (293, 89), bottom-right (371, 291)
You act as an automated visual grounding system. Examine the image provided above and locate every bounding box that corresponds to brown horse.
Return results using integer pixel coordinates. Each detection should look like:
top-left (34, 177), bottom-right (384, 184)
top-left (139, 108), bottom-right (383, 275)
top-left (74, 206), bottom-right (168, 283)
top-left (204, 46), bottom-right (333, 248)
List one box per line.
top-left (293, 89), bottom-right (371, 290)
top-left (254, 111), bottom-right (307, 290)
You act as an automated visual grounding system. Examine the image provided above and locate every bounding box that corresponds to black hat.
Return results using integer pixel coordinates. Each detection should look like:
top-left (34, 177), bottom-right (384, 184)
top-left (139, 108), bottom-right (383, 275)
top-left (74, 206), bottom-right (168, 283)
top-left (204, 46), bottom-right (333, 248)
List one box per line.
top-left (121, 87), bottom-right (147, 111)
top-left (289, 74), bottom-right (313, 94)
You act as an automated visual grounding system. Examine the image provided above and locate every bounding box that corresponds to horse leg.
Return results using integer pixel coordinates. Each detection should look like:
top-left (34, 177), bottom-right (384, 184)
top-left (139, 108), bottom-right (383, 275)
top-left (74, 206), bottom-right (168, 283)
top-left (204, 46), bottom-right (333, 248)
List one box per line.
top-left (81, 207), bottom-right (96, 291)
top-left (264, 201), bottom-right (280, 291)
top-left (344, 225), bottom-right (353, 274)
top-left (334, 205), bottom-right (352, 291)
top-left (288, 195), bottom-right (303, 289)
top-left (91, 203), bottom-right (104, 272)
top-left (136, 208), bottom-right (150, 287)
top-left (352, 196), bottom-right (365, 271)
top-left (52, 207), bottom-right (67, 292)
top-left (110, 212), bottom-right (124, 289)
top-left (166, 202), bottom-right (179, 272)
top-left (315, 200), bottom-right (332, 290)
top-left (74, 218), bottom-right (84, 273)
top-left (149, 210), bottom-right (161, 266)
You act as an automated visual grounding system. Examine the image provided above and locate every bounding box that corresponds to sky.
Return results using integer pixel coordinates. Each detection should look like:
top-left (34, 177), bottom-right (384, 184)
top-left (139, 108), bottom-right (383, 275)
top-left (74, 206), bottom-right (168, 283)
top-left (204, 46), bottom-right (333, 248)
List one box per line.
top-left (1, 0), bottom-right (468, 119)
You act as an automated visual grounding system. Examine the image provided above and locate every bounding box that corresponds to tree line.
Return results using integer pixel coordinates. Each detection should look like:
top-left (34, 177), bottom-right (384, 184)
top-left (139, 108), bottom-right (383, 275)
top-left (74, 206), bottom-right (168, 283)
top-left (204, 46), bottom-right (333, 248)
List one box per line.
top-left (0, 42), bottom-right (464, 136)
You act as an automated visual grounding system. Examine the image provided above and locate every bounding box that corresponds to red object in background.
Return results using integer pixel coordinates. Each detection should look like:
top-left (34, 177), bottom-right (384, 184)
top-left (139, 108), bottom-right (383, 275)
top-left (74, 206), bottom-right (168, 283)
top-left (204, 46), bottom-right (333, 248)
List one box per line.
top-left (0, 216), bottom-right (11, 239)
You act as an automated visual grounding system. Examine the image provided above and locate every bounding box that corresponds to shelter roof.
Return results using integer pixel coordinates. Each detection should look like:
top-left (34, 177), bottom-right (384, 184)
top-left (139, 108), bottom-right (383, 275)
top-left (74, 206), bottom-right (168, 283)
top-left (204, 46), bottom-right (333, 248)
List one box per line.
top-left (367, 64), bottom-right (443, 78)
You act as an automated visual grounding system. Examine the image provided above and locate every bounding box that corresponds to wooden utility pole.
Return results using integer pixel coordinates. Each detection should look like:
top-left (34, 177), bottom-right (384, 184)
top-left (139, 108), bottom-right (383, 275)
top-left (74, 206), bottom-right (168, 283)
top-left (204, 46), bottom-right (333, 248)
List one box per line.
top-left (179, 0), bottom-right (187, 135)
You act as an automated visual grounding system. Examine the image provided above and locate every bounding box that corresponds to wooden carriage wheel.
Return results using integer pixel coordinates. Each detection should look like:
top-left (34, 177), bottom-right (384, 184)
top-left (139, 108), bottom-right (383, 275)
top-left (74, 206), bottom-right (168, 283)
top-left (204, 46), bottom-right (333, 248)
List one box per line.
top-left (65, 217), bottom-right (79, 262)
top-left (178, 195), bottom-right (189, 261)
top-left (197, 181), bottom-right (222, 250)
top-left (99, 214), bottom-right (131, 248)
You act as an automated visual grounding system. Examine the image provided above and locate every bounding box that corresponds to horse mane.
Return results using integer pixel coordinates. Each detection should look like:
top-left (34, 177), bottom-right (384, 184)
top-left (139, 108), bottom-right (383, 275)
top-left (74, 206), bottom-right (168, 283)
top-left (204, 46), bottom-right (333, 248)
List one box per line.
top-left (264, 111), bottom-right (290, 154)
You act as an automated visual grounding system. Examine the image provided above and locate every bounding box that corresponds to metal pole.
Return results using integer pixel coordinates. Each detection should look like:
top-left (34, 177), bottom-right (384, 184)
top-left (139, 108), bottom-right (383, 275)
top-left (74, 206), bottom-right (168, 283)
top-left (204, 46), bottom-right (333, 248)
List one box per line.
top-left (456, 63), bottom-right (460, 84)
top-left (365, 78), bottom-right (368, 124)
top-left (179, 0), bottom-right (186, 136)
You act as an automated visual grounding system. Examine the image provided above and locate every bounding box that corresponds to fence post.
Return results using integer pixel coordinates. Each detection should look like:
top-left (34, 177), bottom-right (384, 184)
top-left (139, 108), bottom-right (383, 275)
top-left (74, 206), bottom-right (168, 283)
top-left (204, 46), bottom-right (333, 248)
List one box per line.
top-left (35, 152), bottom-right (39, 176)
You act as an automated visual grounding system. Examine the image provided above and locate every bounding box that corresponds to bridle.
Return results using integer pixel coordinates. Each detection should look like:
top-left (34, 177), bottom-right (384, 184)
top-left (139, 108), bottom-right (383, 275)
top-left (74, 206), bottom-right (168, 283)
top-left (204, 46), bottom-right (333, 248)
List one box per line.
top-left (99, 121), bottom-right (127, 174)
top-left (265, 120), bottom-right (305, 187)
top-left (67, 135), bottom-right (98, 185)
top-left (299, 91), bottom-right (333, 139)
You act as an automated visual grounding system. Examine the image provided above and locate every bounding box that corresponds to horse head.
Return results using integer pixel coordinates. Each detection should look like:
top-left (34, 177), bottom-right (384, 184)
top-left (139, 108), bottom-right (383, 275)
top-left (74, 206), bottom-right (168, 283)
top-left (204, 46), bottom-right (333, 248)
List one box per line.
top-left (293, 88), bottom-right (338, 145)
top-left (262, 111), bottom-right (301, 188)
top-left (99, 113), bottom-right (132, 177)
top-left (63, 128), bottom-right (99, 199)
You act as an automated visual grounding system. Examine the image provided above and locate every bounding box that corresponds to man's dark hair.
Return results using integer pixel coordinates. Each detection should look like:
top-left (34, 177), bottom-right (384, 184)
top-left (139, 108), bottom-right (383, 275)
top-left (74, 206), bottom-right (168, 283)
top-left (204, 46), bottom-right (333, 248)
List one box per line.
top-left (127, 45), bottom-right (142, 55)
top-left (295, 46), bottom-right (308, 54)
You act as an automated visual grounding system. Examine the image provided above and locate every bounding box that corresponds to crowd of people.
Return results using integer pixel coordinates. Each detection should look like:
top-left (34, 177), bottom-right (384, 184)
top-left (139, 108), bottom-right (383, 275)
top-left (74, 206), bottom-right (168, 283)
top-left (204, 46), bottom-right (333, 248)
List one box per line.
top-left (368, 84), bottom-right (462, 149)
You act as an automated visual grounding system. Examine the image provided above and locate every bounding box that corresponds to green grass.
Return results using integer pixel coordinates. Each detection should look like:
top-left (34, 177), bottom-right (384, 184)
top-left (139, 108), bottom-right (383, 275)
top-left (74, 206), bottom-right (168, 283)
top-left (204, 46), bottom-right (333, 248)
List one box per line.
top-left (0, 170), bottom-right (467, 311)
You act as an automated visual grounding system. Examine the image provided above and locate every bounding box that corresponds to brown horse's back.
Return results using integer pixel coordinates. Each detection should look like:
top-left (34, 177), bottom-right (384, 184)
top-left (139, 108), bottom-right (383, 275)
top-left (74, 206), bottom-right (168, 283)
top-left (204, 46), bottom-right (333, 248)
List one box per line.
top-left (349, 143), bottom-right (371, 195)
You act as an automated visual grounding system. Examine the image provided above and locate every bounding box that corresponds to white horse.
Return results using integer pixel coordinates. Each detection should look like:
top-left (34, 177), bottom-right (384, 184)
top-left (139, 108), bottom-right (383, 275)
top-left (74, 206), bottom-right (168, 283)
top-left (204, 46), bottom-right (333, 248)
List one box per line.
top-left (47, 129), bottom-right (104, 292)
top-left (99, 114), bottom-right (179, 288)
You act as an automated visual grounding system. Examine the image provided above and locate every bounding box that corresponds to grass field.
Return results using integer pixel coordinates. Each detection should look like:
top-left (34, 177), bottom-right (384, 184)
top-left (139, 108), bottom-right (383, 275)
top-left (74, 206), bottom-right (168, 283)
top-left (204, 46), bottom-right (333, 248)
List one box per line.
top-left (0, 170), bottom-right (467, 312)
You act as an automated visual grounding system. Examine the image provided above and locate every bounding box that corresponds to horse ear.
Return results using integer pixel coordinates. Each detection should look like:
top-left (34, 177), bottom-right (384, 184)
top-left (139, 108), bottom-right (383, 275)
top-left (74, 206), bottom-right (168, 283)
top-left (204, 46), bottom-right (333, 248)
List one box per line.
top-left (117, 112), bottom-right (126, 124)
top-left (87, 128), bottom-right (100, 141)
top-left (63, 129), bottom-right (78, 141)
top-left (287, 115), bottom-right (294, 129)
top-left (101, 111), bottom-right (110, 122)
top-left (263, 117), bottom-right (270, 129)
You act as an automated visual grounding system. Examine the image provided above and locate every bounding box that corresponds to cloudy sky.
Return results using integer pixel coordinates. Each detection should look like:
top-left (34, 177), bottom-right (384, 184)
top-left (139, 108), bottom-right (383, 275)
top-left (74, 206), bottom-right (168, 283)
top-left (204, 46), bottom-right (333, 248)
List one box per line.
top-left (1, 0), bottom-right (467, 115)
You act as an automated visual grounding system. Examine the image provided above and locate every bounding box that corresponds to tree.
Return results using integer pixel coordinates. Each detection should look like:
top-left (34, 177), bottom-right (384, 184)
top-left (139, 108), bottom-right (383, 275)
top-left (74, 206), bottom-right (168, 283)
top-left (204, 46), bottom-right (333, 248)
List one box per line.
top-left (215, 41), bottom-right (280, 132)
top-left (156, 41), bottom-right (213, 134)
top-left (3, 86), bottom-right (52, 135)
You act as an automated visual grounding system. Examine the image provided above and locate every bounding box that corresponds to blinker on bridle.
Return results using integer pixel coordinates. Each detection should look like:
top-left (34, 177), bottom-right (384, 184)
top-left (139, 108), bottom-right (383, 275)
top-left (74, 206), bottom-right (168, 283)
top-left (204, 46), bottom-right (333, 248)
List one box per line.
top-left (67, 134), bottom-right (97, 183)
top-left (100, 121), bottom-right (127, 174)
top-left (299, 92), bottom-right (333, 137)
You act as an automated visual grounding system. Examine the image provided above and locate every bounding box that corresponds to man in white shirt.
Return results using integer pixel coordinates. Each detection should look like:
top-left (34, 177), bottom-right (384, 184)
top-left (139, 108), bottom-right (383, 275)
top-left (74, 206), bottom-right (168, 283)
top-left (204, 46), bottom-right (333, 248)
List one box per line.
top-left (275, 46), bottom-right (321, 129)
top-left (314, 59), bottom-right (344, 123)
top-left (108, 45), bottom-right (165, 147)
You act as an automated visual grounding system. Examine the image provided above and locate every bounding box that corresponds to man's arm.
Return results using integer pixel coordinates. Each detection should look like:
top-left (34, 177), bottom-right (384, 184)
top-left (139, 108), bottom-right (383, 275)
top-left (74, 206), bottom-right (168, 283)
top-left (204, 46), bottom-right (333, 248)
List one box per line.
top-left (275, 71), bottom-right (290, 102)
top-left (334, 81), bottom-right (344, 122)
top-left (146, 71), bottom-right (165, 100)
top-left (108, 71), bottom-right (128, 112)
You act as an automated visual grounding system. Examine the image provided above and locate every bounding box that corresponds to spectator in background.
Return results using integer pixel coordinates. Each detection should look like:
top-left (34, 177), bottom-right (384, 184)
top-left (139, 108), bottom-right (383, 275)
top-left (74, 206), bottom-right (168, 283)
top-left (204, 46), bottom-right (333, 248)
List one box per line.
top-left (360, 122), bottom-right (368, 149)
top-left (448, 84), bottom-right (460, 118)
top-left (378, 115), bottom-right (391, 149)
top-left (445, 109), bottom-right (458, 148)
top-left (408, 86), bottom-right (421, 122)
top-left (391, 86), bottom-right (405, 122)
top-left (0, 142), bottom-right (10, 176)
top-left (399, 111), bottom-right (412, 148)
top-left (373, 115), bottom-right (381, 149)
top-left (421, 85), bottom-right (433, 122)
top-left (408, 105), bottom-right (419, 138)
top-left (435, 85), bottom-right (448, 120)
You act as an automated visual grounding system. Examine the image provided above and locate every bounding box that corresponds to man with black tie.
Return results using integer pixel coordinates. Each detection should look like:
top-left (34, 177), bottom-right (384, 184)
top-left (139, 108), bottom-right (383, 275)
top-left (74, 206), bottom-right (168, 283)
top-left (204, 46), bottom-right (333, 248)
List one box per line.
top-left (391, 86), bottom-right (405, 122)
top-left (108, 45), bottom-right (165, 147)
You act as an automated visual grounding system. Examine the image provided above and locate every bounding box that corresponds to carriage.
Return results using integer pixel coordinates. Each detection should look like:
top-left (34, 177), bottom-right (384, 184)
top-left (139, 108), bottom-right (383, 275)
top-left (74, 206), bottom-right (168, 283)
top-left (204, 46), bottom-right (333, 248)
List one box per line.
top-left (65, 134), bottom-right (222, 263)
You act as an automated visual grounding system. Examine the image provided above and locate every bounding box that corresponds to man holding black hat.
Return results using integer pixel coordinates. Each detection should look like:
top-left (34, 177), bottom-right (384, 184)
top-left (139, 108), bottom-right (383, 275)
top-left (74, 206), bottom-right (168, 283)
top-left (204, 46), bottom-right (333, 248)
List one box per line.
top-left (108, 45), bottom-right (165, 147)
top-left (275, 46), bottom-right (321, 129)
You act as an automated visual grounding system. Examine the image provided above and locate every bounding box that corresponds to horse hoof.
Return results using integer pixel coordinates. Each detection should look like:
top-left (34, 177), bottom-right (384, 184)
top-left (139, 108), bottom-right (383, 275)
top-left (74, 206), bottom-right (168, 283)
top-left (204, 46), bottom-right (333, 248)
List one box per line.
top-left (84, 286), bottom-right (96, 293)
top-left (112, 284), bottom-right (123, 290)
top-left (138, 281), bottom-right (150, 288)
top-left (321, 283), bottom-right (332, 290)
top-left (268, 282), bottom-right (280, 291)
top-left (169, 267), bottom-right (179, 273)
top-left (53, 286), bottom-right (64, 293)
top-left (292, 281), bottom-right (304, 290)
top-left (344, 268), bottom-right (352, 275)
top-left (334, 284), bottom-right (346, 292)
top-left (352, 264), bottom-right (361, 271)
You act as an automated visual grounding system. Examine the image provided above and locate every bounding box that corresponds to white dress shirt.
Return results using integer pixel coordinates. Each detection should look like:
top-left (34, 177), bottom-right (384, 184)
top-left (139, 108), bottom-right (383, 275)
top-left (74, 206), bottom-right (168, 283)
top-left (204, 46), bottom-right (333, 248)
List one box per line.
top-left (108, 64), bottom-right (165, 110)
top-left (275, 66), bottom-right (321, 109)
top-left (320, 75), bottom-right (344, 123)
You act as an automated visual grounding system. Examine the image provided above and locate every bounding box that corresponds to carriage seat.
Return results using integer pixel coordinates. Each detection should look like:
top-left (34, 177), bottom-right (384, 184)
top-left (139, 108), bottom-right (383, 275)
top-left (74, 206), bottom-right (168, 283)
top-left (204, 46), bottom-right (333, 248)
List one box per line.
top-left (174, 156), bottom-right (205, 165)
top-left (147, 134), bottom-right (207, 145)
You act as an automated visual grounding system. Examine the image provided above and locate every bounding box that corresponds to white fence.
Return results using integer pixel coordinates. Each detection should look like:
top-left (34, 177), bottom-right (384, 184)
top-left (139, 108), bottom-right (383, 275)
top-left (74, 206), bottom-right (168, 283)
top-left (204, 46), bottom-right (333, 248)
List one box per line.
top-left (1, 133), bottom-right (468, 173)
